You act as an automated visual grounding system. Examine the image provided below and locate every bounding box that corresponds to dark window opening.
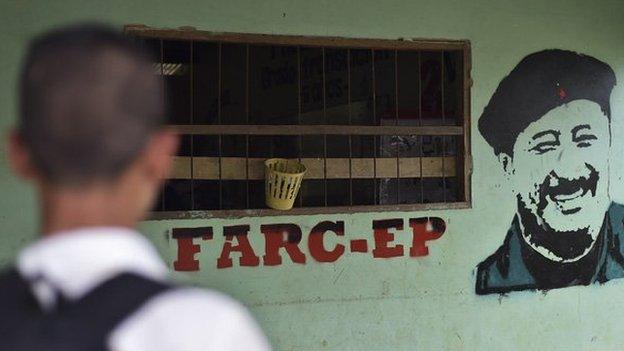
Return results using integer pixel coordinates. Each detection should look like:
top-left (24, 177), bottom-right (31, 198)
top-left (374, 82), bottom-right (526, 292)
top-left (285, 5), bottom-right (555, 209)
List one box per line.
top-left (128, 26), bottom-right (471, 217)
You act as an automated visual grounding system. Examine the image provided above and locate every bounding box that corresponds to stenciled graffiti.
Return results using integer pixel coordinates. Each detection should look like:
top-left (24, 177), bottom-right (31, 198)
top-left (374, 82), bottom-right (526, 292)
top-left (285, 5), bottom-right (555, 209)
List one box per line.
top-left (476, 49), bottom-right (624, 295)
top-left (171, 217), bottom-right (446, 270)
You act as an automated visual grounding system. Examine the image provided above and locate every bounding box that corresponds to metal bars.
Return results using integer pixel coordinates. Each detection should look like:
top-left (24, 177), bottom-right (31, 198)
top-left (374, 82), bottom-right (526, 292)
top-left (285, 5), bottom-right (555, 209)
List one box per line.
top-left (174, 124), bottom-right (463, 135)
top-left (131, 29), bottom-right (471, 216)
top-left (217, 43), bottom-right (223, 210)
top-left (245, 44), bottom-right (250, 208)
top-left (322, 48), bottom-right (327, 207)
top-left (441, 51), bottom-right (447, 203)
top-left (297, 46), bottom-right (303, 208)
top-left (418, 52), bottom-right (424, 204)
top-left (394, 50), bottom-right (400, 205)
top-left (372, 49), bottom-right (377, 205)
top-left (347, 49), bottom-right (353, 206)
top-left (189, 41), bottom-right (195, 210)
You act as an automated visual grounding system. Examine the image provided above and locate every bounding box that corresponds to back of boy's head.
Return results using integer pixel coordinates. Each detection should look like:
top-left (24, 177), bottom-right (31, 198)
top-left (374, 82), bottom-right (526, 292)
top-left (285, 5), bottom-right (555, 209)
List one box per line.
top-left (19, 23), bottom-right (164, 186)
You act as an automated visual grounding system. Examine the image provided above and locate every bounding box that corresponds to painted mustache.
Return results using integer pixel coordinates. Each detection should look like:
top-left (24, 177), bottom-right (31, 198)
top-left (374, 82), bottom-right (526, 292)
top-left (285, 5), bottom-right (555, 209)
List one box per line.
top-left (537, 163), bottom-right (599, 215)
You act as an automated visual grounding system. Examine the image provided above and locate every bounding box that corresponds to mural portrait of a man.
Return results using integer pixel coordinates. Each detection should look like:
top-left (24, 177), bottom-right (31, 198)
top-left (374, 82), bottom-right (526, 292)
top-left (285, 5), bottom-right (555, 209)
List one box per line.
top-left (476, 49), bottom-right (624, 295)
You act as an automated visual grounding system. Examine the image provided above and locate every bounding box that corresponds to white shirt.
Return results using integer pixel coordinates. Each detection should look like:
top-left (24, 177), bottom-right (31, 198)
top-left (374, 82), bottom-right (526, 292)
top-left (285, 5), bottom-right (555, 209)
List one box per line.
top-left (16, 227), bottom-right (272, 351)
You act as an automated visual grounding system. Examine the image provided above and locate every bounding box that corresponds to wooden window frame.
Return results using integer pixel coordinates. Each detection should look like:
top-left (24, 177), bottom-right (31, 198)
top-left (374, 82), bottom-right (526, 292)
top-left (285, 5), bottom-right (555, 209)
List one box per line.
top-left (125, 25), bottom-right (472, 219)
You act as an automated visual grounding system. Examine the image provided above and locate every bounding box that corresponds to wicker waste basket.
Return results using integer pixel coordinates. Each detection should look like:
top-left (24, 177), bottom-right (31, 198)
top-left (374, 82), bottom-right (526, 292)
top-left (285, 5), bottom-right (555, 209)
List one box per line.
top-left (264, 158), bottom-right (306, 210)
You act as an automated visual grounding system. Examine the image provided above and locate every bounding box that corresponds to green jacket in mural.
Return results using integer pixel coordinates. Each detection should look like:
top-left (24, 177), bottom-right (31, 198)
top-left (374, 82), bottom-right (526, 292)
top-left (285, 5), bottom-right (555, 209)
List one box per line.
top-left (476, 202), bottom-right (624, 295)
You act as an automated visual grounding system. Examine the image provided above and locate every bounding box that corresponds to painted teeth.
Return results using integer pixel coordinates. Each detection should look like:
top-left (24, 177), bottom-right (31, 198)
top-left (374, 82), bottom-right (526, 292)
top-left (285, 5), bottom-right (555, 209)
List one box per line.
top-left (553, 188), bottom-right (584, 201)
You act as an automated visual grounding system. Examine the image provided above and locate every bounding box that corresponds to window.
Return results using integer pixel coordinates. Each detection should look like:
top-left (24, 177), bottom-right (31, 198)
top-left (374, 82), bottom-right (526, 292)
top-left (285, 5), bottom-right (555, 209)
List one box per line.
top-left (125, 25), bottom-right (472, 218)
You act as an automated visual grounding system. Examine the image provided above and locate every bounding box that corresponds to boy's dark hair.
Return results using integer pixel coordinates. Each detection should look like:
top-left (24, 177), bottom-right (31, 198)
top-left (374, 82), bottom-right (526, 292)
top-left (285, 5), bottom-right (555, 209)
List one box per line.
top-left (18, 23), bottom-right (164, 185)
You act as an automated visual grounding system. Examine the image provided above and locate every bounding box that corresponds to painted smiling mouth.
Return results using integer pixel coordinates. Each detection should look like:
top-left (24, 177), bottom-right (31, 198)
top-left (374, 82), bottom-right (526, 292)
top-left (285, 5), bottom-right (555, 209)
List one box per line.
top-left (547, 187), bottom-right (588, 215)
top-left (538, 163), bottom-right (599, 215)
top-left (536, 163), bottom-right (600, 217)
top-left (538, 163), bottom-right (599, 210)
top-left (550, 187), bottom-right (588, 202)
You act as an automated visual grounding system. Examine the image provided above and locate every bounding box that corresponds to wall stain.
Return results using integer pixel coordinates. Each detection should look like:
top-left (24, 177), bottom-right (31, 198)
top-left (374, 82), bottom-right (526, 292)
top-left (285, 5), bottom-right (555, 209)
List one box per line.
top-left (249, 291), bottom-right (464, 308)
top-left (381, 281), bottom-right (390, 297)
top-left (332, 267), bottom-right (346, 285)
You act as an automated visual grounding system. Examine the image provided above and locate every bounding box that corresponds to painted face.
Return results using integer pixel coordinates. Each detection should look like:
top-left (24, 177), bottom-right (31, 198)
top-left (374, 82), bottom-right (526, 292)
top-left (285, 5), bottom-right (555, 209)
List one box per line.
top-left (504, 99), bottom-right (611, 262)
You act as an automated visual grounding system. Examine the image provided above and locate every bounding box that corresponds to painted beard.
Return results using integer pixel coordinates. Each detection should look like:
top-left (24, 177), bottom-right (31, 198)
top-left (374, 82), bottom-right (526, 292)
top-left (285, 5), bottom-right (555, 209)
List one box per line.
top-left (518, 164), bottom-right (601, 261)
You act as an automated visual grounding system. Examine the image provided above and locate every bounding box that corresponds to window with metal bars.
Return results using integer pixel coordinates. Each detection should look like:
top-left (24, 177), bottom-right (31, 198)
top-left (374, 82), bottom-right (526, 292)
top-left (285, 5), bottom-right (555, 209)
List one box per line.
top-left (125, 25), bottom-right (472, 218)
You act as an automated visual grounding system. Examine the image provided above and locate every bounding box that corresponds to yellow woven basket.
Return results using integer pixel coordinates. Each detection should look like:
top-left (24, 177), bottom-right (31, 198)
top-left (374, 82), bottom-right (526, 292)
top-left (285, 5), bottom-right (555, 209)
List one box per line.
top-left (265, 158), bottom-right (306, 210)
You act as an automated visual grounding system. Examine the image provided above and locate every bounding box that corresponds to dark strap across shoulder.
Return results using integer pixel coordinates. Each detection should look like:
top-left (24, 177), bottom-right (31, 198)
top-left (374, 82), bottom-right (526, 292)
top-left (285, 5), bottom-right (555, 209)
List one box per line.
top-left (0, 268), bottom-right (43, 334)
top-left (0, 267), bottom-right (173, 351)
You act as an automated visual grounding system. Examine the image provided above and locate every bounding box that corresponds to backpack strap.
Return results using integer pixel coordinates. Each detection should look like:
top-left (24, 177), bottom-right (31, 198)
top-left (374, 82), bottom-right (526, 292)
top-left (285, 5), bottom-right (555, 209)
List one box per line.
top-left (0, 267), bottom-right (44, 335)
top-left (10, 273), bottom-right (173, 351)
top-left (63, 272), bottom-right (173, 328)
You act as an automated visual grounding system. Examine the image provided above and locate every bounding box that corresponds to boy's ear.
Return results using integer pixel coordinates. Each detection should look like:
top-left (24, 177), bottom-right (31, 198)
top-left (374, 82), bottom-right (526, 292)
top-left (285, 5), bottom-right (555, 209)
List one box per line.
top-left (143, 128), bottom-right (179, 181)
top-left (7, 131), bottom-right (37, 181)
top-left (497, 152), bottom-right (514, 177)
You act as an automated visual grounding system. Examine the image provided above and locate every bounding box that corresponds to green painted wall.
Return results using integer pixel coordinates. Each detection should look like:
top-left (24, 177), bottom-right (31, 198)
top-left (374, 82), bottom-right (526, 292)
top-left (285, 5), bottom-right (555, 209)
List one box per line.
top-left (2, 1), bottom-right (624, 350)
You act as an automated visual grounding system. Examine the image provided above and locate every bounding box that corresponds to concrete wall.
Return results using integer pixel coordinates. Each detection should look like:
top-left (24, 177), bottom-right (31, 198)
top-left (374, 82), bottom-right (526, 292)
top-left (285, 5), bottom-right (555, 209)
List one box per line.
top-left (2, 1), bottom-right (624, 350)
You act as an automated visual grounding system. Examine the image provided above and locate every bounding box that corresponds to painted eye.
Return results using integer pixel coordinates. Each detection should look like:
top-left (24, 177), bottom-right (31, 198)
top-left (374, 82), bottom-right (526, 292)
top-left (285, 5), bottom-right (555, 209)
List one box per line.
top-left (575, 134), bottom-right (597, 148)
top-left (529, 142), bottom-right (557, 154)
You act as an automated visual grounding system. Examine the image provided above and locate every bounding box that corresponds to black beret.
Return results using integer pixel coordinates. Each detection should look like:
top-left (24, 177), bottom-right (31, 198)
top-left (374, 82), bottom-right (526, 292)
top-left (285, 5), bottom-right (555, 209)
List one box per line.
top-left (479, 49), bottom-right (616, 156)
